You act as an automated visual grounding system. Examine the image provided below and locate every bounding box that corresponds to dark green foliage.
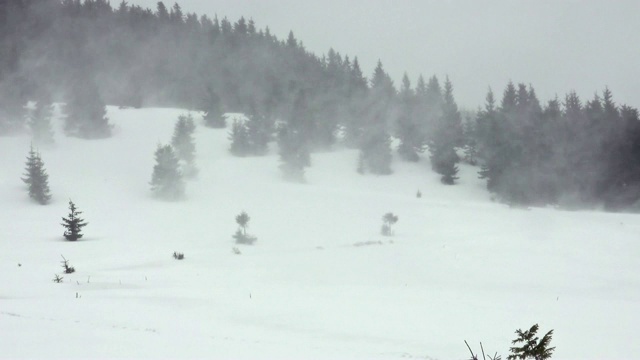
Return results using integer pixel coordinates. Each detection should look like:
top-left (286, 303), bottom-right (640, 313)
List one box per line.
top-left (22, 145), bottom-right (52, 205)
top-left (150, 144), bottom-right (185, 200)
top-left (233, 211), bottom-right (256, 245)
top-left (508, 324), bottom-right (555, 360)
top-left (5, 0), bottom-right (640, 211)
top-left (475, 82), bottom-right (640, 208)
top-left (171, 114), bottom-right (198, 178)
top-left (61, 200), bottom-right (88, 241)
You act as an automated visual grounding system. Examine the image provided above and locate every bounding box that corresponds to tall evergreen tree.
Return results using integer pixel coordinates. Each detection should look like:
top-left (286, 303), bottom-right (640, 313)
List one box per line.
top-left (278, 89), bottom-right (311, 181)
top-left (396, 73), bottom-right (423, 161)
top-left (27, 99), bottom-right (55, 145)
top-left (22, 145), bottom-right (52, 205)
top-left (63, 76), bottom-right (112, 139)
top-left (245, 107), bottom-right (272, 155)
top-left (229, 117), bottom-right (251, 156)
top-left (61, 200), bottom-right (88, 241)
top-left (358, 61), bottom-right (393, 175)
top-left (429, 76), bottom-right (460, 184)
top-left (171, 114), bottom-right (198, 178)
top-left (150, 144), bottom-right (185, 200)
top-left (203, 86), bottom-right (225, 128)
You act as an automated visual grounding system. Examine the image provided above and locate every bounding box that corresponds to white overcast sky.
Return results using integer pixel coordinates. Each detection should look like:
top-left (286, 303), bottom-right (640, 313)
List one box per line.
top-left (130, 0), bottom-right (640, 109)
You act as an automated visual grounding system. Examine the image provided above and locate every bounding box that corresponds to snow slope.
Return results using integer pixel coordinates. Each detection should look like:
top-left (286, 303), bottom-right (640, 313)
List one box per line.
top-left (1, 106), bottom-right (639, 359)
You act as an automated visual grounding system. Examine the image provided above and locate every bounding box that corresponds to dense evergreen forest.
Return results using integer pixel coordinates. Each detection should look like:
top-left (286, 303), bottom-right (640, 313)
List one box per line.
top-left (1, 0), bottom-right (639, 210)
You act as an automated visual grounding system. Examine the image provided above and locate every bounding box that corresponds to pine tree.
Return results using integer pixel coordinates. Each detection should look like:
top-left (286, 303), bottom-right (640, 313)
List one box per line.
top-left (22, 145), bottom-right (52, 205)
top-left (203, 87), bottom-right (225, 128)
top-left (61, 200), bottom-right (88, 241)
top-left (278, 89), bottom-right (311, 181)
top-left (507, 324), bottom-right (555, 360)
top-left (229, 118), bottom-right (251, 156)
top-left (343, 56), bottom-right (368, 147)
top-left (171, 114), bottom-right (198, 178)
top-left (358, 61), bottom-right (393, 175)
top-left (245, 110), bottom-right (271, 155)
top-left (277, 123), bottom-right (310, 181)
top-left (150, 144), bottom-right (185, 200)
top-left (381, 212), bottom-right (398, 236)
top-left (396, 73), bottom-right (423, 161)
top-left (429, 76), bottom-right (460, 184)
top-left (27, 100), bottom-right (55, 145)
top-left (63, 76), bottom-right (112, 139)
top-left (233, 211), bottom-right (256, 244)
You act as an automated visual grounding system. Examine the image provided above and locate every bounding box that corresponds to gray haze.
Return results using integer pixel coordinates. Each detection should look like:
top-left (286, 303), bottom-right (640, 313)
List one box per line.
top-left (131, 0), bottom-right (640, 109)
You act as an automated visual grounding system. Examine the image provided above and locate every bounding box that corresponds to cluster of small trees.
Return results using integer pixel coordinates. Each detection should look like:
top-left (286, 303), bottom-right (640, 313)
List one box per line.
top-left (474, 83), bottom-right (640, 208)
top-left (150, 114), bottom-right (197, 200)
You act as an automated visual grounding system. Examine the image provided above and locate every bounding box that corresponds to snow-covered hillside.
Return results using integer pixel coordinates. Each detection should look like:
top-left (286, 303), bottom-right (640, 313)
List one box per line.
top-left (1, 106), bottom-right (639, 359)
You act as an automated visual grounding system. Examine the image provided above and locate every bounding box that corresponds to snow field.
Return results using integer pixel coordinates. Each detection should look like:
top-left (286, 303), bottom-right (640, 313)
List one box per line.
top-left (1, 106), bottom-right (639, 359)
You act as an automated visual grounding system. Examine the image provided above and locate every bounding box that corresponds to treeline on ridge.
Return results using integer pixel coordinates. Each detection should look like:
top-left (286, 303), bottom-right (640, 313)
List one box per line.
top-left (1, 0), bottom-right (639, 210)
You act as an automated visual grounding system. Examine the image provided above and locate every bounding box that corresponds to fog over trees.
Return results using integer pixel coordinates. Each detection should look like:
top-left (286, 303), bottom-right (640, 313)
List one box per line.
top-left (1, 0), bottom-right (640, 209)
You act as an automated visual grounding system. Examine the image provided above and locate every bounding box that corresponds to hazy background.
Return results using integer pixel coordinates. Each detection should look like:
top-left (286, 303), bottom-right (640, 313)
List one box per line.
top-left (129, 0), bottom-right (640, 109)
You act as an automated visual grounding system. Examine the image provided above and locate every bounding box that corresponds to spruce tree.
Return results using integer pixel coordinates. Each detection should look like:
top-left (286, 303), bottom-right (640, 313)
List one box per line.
top-left (203, 87), bottom-right (225, 128)
top-left (171, 114), bottom-right (198, 178)
top-left (358, 61), bottom-right (394, 175)
top-left (27, 99), bottom-right (55, 145)
top-left (150, 144), bottom-right (185, 200)
top-left (245, 110), bottom-right (271, 155)
top-left (278, 89), bottom-right (311, 181)
top-left (508, 324), bottom-right (555, 360)
top-left (277, 122), bottom-right (310, 181)
top-left (429, 77), bottom-right (460, 184)
top-left (233, 210), bottom-right (256, 245)
top-left (229, 118), bottom-right (251, 156)
top-left (22, 146), bottom-right (52, 205)
top-left (396, 73), bottom-right (423, 162)
top-left (63, 76), bottom-right (112, 139)
top-left (61, 200), bottom-right (88, 241)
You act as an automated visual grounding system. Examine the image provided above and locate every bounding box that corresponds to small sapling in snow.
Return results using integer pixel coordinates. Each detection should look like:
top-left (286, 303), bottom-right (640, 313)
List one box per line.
top-left (233, 211), bottom-right (257, 245)
top-left (381, 212), bottom-right (399, 236)
top-left (61, 200), bottom-right (88, 241)
top-left (60, 255), bottom-right (75, 274)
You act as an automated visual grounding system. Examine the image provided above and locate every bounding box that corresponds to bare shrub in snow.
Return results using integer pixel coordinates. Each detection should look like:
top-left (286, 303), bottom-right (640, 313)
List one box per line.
top-left (60, 255), bottom-right (75, 274)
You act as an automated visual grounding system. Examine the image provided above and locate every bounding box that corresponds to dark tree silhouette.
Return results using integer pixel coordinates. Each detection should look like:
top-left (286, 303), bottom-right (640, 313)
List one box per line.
top-left (61, 200), bottom-right (88, 241)
top-left (22, 145), bottom-right (52, 205)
